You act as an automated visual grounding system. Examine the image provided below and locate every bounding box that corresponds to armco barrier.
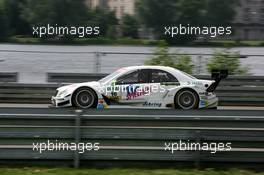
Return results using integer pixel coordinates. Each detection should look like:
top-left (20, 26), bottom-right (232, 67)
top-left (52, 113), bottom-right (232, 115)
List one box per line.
top-left (47, 73), bottom-right (108, 83)
top-left (1, 74), bottom-right (264, 106)
top-left (0, 83), bottom-right (57, 103)
top-left (47, 73), bottom-right (264, 86)
top-left (0, 72), bottom-right (17, 82)
top-left (0, 109), bottom-right (263, 168)
top-left (198, 75), bottom-right (264, 106)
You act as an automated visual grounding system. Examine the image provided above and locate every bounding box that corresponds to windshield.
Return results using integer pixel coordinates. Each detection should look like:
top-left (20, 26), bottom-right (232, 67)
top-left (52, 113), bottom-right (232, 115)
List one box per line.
top-left (98, 69), bottom-right (124, 84)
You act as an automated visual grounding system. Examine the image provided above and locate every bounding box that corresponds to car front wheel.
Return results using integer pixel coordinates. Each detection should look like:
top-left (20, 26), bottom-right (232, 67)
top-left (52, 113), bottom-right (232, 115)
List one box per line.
top-left (72, 87), bottom-right (97, 109)
top-left (175, 89), bottom-right (199, 109)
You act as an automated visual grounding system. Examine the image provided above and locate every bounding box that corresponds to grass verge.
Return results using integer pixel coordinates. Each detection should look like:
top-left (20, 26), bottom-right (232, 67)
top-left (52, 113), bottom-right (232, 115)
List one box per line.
top-left (0, 167), bottom-right (264, 175)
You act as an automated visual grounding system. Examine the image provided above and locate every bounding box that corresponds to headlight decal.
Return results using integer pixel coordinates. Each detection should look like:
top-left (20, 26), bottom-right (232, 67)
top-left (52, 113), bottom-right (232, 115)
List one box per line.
top-left (57, 89), bottom-right (68, 97)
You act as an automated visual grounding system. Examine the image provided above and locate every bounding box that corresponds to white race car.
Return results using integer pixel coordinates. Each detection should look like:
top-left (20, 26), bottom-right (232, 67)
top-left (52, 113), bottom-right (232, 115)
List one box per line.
top-left (51, 66), bottom-right (227, 109)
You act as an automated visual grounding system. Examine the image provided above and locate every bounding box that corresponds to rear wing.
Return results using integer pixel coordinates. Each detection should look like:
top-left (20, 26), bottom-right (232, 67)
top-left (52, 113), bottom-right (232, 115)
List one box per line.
top-left (206, 69), bottom-right (228, 92)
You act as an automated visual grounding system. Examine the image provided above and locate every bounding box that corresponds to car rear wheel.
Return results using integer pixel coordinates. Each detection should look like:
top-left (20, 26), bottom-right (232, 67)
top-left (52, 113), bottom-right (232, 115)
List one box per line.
top-left (72, 87), bottom-right (97, 109)
top-left (175, 89), bottom-right (199, 109)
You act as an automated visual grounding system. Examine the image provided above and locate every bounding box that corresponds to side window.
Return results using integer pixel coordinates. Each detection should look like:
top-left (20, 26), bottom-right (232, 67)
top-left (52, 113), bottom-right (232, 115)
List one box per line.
top-left (138, 69), bottom-right (150, 83)
top-left (151, 69), bottom-right (178, 83)
top-left (116, 70), bottom-right (139, 84)
top-left (116, 69), bottom-right (150, 85)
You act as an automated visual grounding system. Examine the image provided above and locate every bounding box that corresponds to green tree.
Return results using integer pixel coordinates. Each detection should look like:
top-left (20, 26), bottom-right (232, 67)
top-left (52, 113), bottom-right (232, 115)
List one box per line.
top-left (207, 49), bottom-right (248, 75)
top-left (145, 41), bottom-right (194, 74)
top-left (3, 0), bottom-right (30, 35)
top-left (136, 0), bottom-right (177, 35)
top-left (121, 14), bottom-right (138, 38)
top-left (0, 1), bottom-right (8, 40)
top-left (136, 0), bottom-right (236, 44)
top-left (206, 0), bottom-right (237, 26)
top-left (21, 0), bottom-right (90, 26)
top-left (20, 0), bottom-right (118, 38)
top-left (89, 8), bottom-right (118, 37)
top-left (136, 0), bottom-right (206, 44)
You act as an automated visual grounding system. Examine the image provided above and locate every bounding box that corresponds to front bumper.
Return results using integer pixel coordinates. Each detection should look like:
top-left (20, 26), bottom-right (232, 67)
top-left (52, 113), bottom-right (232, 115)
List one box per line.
top-left (51, 95), bottom-right (72, 107)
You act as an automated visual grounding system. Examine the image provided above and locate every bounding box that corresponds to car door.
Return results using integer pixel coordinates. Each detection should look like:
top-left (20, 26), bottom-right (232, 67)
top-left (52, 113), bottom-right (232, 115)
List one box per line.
top-left (148, 69), bottom-right (180, 101)
top-left (115, 69), bottom-right (150, 104)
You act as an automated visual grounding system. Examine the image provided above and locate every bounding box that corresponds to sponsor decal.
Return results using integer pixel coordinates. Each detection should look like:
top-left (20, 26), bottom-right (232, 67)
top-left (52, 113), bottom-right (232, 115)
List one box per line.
top-left (97, 98), bottom-right (108, 109)
top-left (187, 81), bottom-right (203, 86)
top-left (199, 100), bottom-right (208, 107)
top-left (200, 96), bottom-right (207, 100)
top-left (143, 102), bottom-right (162, 107)
top-left (108, 92), bottom-right (121, 101)
top-left (126, 85), bottom-right (150, 100)
top-left (161, 82), bottom-right (180, 86)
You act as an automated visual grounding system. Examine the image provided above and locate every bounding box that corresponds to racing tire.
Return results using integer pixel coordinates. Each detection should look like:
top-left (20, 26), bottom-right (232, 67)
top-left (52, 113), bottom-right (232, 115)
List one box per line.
top-left (72, 87), bottom-right (98, 109)
top-left (175, 89), bottom-right (199, 110)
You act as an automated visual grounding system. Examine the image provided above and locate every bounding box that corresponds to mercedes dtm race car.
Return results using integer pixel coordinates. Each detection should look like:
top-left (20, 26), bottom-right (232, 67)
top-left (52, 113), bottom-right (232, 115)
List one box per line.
top-left (51, 66), bottom-right (227, 109)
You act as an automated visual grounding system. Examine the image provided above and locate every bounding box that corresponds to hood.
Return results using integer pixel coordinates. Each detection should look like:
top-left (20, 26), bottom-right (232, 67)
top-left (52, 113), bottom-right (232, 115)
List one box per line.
top-left (57, 81), bottom-right (101, 93)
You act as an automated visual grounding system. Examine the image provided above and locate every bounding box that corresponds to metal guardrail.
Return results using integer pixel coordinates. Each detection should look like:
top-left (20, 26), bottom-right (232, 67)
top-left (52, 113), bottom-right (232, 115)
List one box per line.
top-left (47, 73), bottom-right (108, 83)
top-left (0, 109), bottom-right (263, 168)
top-left (0, 74), bottom-right (263, 106)
top-left (198, 75), bottom-right (264, 106)
top-left (0, 72), bottom-right (17, 82)
top-left (47, 73), bottom-right (264, 85)
top-left (0, 83), bottom-right (58, 103)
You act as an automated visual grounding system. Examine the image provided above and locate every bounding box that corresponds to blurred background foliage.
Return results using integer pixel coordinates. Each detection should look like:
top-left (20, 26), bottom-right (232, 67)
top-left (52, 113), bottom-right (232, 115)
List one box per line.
top-left (136, 0), bottom-right (236, 44)
top-left (0, 0), bottom-right (247, 74)
top-left (145, 41), bottom-right (194, 74)
top-left (0, 0), bottom-right (236, 44)
top-left (207, 49), bottom-right (248, 75)
top-left (145, 42), bottom-right (248, 75)
top-left (0, 0), bottom-right (118, 40)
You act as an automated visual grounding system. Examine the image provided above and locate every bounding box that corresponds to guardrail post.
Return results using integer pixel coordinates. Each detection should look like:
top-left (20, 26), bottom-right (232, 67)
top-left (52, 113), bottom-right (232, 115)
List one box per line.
top-left (74, 109), bottom-right (82, 168)
top-left (195, 130), bottom-right (201, 169)
top-left (94, 52), bottom-right (101, 73)
top-left (197, 55), bottom-right (202, 75)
